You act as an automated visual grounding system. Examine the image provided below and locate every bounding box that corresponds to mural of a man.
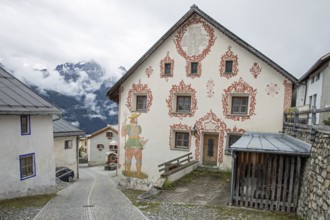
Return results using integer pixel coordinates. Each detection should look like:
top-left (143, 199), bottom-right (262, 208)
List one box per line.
top-left (122, 113), bottom-right (148, 178)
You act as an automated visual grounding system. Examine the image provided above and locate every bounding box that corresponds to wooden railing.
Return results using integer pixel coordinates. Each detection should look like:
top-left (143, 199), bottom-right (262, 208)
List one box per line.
top-left (283, 106), bottom-right (330, 141)
top-left (158, 153), bottom-right (194, 174)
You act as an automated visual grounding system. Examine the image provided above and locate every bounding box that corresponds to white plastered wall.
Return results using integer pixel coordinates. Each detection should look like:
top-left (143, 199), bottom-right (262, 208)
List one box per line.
top-left (0, 115), bottom-right (56, 200)
top-left (117, 19), bottom-right (291, 185)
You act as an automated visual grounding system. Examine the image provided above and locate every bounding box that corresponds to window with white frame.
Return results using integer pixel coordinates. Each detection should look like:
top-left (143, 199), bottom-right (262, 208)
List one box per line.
top-left (175, 132), bottom-right (190, 149)
top-left (136, 95), bottom-right (147, 111)
top-left (176, 96), bottom-right (191, 113)
top-left (21, 115), bottom-right (31, 135)
top-left (19, 153), bottom-right (35, 180)
top-left (231, 96), bottom-right (248, 115)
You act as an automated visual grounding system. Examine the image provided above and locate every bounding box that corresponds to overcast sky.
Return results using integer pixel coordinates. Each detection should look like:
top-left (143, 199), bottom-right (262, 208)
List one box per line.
top-left (1, 0), bottom-right (329, 85)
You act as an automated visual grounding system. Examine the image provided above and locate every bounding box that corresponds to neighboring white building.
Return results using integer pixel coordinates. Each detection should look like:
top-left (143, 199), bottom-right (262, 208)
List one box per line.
top-left (53, 119), bottom-right (85, 179)
top-left (106, 5), bottom-right (297, 189)
top-left (0, 66), bottom-right (62, 200)
top-left (296, 52), bottom-right (330, 124)
top-left (84, 125), bottom-right (118, 166)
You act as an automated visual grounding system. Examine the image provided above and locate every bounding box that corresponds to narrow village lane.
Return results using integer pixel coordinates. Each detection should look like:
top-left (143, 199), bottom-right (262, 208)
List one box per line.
top-left (34, 165), bottom-right (146, 220)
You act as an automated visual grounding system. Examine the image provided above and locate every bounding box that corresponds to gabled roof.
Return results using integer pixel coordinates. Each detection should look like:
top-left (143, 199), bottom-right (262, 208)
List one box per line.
top-left (231, 132), bottom-right (311, 156)
top-left (107, 5), bottom-right (297, 102)
top-left (53, 118), bottom-right (85, 137)
top-left (86, 124), bottom-right (118, 139)
top-left (0, 66), bottom-right (62, 115)
top-left (299, 52), bottom-right (330, 82)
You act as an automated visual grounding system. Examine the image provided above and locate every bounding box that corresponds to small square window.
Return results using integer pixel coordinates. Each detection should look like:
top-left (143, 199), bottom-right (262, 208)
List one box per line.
top-left (19, 153), bottom-right (36, 180)
top-left (231, 96), bottom-right (248, 115)
top-left (106, 132), bottom-right (113, 139)
top-left (64, 140), bottom-right (73, 149)
top-left (136, 95), bottom-right (147, 111)
top-left (21, 115), bottom-right (31, 135)
top-left (191, 62), bottom-right (198, 74)
top-left (175, 132), bottom-right (189, 149)
top-left (97, 144), bottom-right (104, 151)
top-left (164, 63), bottom-right (172, 75)
top-left (176, 96), bottom-right (191, 113)
top-left (225, 60), bottom-right (233, 73)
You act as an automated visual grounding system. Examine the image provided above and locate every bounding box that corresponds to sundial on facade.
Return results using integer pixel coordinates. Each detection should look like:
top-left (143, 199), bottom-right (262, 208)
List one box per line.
top-left (181, 25), bottom-right (208, 57)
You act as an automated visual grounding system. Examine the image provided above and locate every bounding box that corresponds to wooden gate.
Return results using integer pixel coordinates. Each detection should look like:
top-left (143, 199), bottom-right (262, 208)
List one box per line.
top-left (231, 152), bottom-right (303, 212)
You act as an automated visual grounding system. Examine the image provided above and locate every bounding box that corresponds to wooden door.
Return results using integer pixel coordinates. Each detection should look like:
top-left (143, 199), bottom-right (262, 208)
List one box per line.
top-left (202, 134), bottom-right (218, 165)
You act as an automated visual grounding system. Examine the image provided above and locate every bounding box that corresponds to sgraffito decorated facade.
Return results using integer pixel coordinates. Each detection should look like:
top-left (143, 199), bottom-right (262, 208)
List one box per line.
top-left (107, 5), bottom-right (297, 189)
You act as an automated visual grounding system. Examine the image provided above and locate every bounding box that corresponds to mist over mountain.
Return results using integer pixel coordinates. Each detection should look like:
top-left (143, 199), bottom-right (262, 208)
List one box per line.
top-left (29, 61), bottom-right (119, 134)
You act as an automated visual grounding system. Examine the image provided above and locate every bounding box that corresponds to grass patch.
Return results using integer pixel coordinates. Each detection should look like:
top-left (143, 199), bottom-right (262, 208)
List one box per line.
top-left (121, 189), bottom-right (161, 213)
top-left (0, 194), bottom-right (55, 210)
top-left (163, 166), bottom-right (231, 189)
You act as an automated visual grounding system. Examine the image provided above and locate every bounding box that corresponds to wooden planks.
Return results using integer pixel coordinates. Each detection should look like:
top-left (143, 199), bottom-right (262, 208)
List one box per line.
top-left (231, 152), bottom-right (304, 212)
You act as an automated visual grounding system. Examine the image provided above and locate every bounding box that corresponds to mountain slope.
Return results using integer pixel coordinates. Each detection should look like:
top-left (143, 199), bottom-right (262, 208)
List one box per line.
top-left (30, 61), bottom-right (119, 134)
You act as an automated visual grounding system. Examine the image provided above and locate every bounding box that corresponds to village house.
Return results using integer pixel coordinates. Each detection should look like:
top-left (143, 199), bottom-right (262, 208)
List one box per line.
top-left (0, 66), bottom-right (62, 200)
top-left (295, 52), bottom-right (330, 124)
top-left (106, 5), bottom-right (297, 188)
top-left (53, 118), bottom-right (85, 180)
top-left (82, 124), bottom-right (118, 166)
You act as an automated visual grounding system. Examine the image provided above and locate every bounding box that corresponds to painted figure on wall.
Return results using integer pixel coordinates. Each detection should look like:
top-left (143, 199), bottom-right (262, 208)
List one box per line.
top-left (122, 112), bottom-right (148, 179)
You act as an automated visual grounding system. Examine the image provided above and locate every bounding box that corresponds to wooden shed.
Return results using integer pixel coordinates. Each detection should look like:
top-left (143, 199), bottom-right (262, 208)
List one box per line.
top-left (230, 132), bottom-right (311, 212)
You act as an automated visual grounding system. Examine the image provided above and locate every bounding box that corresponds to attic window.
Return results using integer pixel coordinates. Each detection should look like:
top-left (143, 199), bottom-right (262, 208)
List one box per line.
top-left (225, 60), bottom-right (233, 73)
top-left (191, 62), bottom-right (198, 74)
top-left (106, 132), bottom-right (113, 139)
top-left (164, 63), bottom-right (172, 75)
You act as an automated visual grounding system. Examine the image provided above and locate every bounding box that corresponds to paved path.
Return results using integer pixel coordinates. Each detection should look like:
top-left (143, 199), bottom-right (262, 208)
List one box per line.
top-left (34, 166), bottom-right (146, 220)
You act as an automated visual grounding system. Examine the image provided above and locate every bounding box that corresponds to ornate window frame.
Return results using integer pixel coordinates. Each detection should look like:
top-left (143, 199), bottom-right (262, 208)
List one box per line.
top-left (185, 61), bottom-right (202, 78)
top-left (160, 52), bottom-right (174, 81)
top-left (169, 123), bottom-right (191, 150)
top-left (126, 82), bottom-right (153, 113)
top-left (219, 46), bottom-right (239, 79)
top-left (222, 78), bottom-right (257, 121)
top-left (166, 80), bottom-right (198, 119)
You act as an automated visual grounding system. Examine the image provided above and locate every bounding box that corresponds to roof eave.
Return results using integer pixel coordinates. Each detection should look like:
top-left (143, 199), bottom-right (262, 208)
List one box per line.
top-left (106, 5), bottom-right (298, 101)
top-left (299, 52), bottom-right (330, 82)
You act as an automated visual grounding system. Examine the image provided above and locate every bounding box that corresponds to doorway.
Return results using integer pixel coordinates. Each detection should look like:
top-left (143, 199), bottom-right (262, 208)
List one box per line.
top-left (202, 134), bottom-right (218, 166)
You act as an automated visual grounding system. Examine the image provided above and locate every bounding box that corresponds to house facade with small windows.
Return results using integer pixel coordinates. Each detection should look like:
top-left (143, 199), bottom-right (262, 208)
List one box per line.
top-left (296, 52), bottom-right (330, 124)
top-left (53, 119), bottom-right (85, 179)
top-left (0, 66), bottom-right (62, 200)
top-left (84, 125), bottom-right (118, 166)
top-left (107, 5), bottom-right (297, 187)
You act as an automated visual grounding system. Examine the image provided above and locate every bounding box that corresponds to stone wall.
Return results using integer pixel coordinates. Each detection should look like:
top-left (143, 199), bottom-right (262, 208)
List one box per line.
top-left (284, 126), bottom-right (330, 220)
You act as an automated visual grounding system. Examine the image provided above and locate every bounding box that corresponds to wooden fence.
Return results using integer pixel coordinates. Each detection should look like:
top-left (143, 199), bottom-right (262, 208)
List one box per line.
top-left (231, 152), bottom-right (303, 212)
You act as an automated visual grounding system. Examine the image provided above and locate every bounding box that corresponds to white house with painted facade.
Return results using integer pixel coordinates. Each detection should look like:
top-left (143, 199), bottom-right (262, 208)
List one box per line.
top-left (84, 125), bottom-right (118, 166)
top-left (0, 66), bottom-right (62, 200)
top-left (53, 118), bottom-right (85, 179)
top-left (296, 52), bottom-right (330, 124)
top-left (107, 5), bottom-right (297, 188)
